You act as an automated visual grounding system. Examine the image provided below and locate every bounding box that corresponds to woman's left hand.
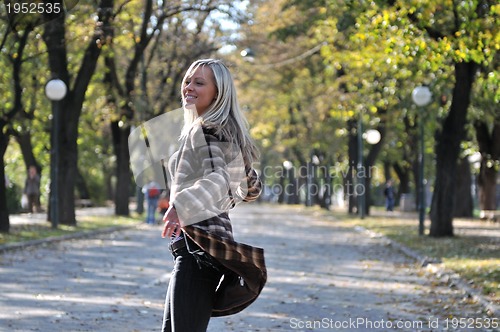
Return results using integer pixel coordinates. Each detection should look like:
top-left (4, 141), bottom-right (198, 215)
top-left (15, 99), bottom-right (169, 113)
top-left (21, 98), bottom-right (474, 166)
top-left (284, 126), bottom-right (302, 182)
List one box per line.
top-left (161, 206), bottom-right (182, 238)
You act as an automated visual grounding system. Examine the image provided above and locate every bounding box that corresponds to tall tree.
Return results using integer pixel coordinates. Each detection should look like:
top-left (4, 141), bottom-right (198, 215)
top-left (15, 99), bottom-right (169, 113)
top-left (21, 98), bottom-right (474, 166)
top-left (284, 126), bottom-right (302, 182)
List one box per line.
top-left (0, 18), bottom-right (35, 232)
top-left (414, 0), bottom-right (497, 236)
top-left (273, 0), bottom-right (497, 236)
top-left (453, 156), bottom-right (474, 217)
top-left (233, 0), bottom-right (348, 208)
top-left (103, 0), bottom-right (224, 216)
top-left (42, 0), bottom-right (114, 225)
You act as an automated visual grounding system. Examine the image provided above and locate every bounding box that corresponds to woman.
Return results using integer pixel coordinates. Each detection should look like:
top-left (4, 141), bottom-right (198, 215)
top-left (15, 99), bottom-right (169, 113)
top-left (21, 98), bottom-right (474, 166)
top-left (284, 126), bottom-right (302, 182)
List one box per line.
top-left (161, 59), bottom-right (266, 331)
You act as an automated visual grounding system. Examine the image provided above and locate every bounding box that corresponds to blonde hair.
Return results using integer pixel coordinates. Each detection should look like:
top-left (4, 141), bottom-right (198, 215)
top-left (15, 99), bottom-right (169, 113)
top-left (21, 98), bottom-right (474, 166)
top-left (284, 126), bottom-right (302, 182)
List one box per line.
top-left (180, 59), bottom-right (258, 164)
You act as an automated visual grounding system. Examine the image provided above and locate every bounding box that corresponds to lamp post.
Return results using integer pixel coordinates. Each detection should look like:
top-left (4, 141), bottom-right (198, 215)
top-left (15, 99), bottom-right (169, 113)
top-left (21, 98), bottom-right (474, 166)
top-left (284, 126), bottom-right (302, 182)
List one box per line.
top-left (412, 86), bottom-right (432, 235)
top-left (358, 128), bottom-right (381, 219)
top-left (357, 119), bottom-right (365, 218)
top-left (283, 160), bottom-right (293, 204)
top-left (305, 154), bottom-right (320, 207)
top-left (45, 78), bottom-right (67, 229)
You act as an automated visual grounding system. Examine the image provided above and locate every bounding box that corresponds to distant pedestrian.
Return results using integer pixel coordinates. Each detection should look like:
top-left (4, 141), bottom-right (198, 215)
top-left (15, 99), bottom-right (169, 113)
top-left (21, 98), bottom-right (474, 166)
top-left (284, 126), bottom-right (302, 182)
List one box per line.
top-left (24, 165), bottom-right (41, 213)
top-left (142, 181), bottom-right (161, 224)
top-left (157, 190), bottom-right (170, 216)
top-left (384, 179), bottom-right (395, 212)
top-left (161, 59), bottom-right (266, 331)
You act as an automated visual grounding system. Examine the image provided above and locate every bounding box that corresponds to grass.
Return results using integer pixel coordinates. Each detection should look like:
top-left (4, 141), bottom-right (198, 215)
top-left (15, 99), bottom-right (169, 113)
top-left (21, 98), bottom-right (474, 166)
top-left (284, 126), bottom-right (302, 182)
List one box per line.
top-left (332, 210), bottom-right (499, 304)
top-left (0, 214), bottom-right (142, 246)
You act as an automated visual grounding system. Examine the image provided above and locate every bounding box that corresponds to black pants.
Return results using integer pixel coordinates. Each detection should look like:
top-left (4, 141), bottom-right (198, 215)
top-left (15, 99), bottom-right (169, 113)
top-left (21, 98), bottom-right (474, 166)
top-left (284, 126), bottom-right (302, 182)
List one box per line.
top-left (161, 243), bottom-right (224, 332)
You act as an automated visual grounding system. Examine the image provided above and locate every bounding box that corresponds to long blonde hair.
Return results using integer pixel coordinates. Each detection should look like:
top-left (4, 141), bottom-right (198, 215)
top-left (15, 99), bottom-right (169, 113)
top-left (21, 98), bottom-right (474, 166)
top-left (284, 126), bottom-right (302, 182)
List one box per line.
top-left (180, 59), bottom-right (258, 164)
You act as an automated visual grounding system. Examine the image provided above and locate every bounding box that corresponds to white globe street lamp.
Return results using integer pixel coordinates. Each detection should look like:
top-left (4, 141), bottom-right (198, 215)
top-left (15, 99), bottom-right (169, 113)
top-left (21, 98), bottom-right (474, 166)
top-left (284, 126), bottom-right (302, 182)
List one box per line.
top-left (46, 78), bottom-right (68, 228)
top-left (412, 85), bottom-right (432, 235)
top-left (283, 160), bottom-right (293, 171)
top-left (45, 79), bottom-right (67, 101)
top-left (412, 86), bottom-right (432, 107)
top-left (240, 48), bottom-right (255, 62)
top-left (364, 129), bottom-right (381, 145)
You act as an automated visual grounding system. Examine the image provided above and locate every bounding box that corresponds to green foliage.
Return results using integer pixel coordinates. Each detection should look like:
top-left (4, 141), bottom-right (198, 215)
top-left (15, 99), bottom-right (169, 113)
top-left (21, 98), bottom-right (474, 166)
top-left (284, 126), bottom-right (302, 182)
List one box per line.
top-left (230, 0), bottom-right (349, 176)
top-left (2, 0), bottom-right (496, 217)
top-left (2, 0), bottom-right (241, 211)
top-left (237, 0), bottom-right (498, 196)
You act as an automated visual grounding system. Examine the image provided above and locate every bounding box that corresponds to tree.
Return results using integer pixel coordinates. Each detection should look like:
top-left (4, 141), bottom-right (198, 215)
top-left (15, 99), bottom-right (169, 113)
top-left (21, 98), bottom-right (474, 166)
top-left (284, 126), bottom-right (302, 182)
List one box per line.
top-left (103, 0), bottom-right (228, 216)
top-left (472, 68), bottom-right (499, 218)
top-left (264, 0), bottom-right (406, 213)
top-left (232, 0), bottom-right (352, 209)
top-left (0, 17), bottom-right (35, 232)
top-left (42, 0), bottom-right (114, 225)
top-left (272, 0), bottom-right (497, 236)
top-left (453, 156), bottom-right (474, 217)
top-left (474, 120), bottom-right (500, 215)
top-left (408, 0), bottom-right (498, 236)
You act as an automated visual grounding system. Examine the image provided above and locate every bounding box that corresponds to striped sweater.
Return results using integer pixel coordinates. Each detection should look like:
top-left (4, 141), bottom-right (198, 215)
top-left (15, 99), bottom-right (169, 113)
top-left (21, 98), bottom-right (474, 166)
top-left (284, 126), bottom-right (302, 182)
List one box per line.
top-left (168, 123), bottom-right (266, 316)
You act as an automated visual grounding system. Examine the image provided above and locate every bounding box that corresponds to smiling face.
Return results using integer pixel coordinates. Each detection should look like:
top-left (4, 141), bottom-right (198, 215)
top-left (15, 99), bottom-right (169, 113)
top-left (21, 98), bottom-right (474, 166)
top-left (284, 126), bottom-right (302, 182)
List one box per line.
top-left (182, 65), bottom-right (218, 116)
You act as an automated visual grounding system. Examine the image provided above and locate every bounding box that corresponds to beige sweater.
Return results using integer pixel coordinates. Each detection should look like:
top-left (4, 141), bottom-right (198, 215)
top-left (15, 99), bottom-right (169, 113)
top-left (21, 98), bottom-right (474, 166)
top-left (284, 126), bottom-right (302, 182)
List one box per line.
top-left (169, 123), bottom-right (266, 316)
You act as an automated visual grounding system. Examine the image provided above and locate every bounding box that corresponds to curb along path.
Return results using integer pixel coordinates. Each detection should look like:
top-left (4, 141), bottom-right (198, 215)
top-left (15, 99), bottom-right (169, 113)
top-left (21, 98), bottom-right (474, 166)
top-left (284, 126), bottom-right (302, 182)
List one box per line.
top-left (0, 204), bottom-right (494, 331)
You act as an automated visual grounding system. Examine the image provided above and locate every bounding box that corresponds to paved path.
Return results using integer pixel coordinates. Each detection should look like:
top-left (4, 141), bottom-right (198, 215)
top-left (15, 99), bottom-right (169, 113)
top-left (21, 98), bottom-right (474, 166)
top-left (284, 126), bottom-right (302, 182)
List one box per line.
top-left (0, 204), bottom-right (495, 331)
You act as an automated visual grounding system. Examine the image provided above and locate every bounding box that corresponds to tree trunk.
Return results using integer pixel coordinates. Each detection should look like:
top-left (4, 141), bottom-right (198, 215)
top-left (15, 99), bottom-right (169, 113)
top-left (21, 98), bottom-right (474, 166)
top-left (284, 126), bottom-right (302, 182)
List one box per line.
top-left (288, 166), bottom-right (300, 204)
top-left (453, 156), bottom-right (473, 218)
top-left (411, 156), bottom-right (420, 211)
top-left (43, 0), bottom-right (113, 226)
top-left (430, 61), bottom-right (477, 237)
top-left (277, 171), bottom-right (286, 204)
top-left (475, 121), bottom-right (500, 214)
top-left (392, 162), bottom-right (410, 196)
top-left (0, 24), bottom-right (32, 232)
top-left (0, 134), bottom-right (10, 233)
top-left (58, 129), bottom-right (78, 224)
top-left (14, 132), bottom-right (42, 175)
top-left (346, 119), bottom-right (357, 214)
top-left (112, 122), bottom-right (131, 216)
top-left (364, 120), bottom-right (385, 215)
top-left (477, 160), bottom-right (498, 211)
top-left (43, 9), bottom-right (72, 225)
top-left (311, 162), bottom-right (321, 206)
top-left (75, 168), bottom-right (91, 200)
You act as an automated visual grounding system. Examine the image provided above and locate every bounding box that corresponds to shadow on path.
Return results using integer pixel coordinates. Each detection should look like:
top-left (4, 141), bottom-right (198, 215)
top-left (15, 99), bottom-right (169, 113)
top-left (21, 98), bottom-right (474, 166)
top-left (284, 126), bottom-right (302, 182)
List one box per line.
top-left (0, 204), bottom-right (492, 332)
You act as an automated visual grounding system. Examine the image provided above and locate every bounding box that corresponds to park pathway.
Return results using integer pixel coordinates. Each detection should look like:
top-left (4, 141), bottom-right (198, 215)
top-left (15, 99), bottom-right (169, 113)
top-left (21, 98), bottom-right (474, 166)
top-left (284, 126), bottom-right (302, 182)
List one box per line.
top-left (0, 204), bottom-right (493, 331)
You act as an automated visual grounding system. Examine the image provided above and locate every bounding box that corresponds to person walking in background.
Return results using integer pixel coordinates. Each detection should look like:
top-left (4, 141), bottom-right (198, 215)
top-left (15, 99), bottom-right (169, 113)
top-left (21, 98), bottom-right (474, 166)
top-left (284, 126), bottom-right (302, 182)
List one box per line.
top-left (157, 190), bottom-right (170, 217)
top-left (161, 59), bottom-right (266, 331)
top-left (142, 181), bottom-right (161, 224)
top-left (24, 165), bottom-right (41, 213)
top-left (384, 179), bottom-right (395, 212)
